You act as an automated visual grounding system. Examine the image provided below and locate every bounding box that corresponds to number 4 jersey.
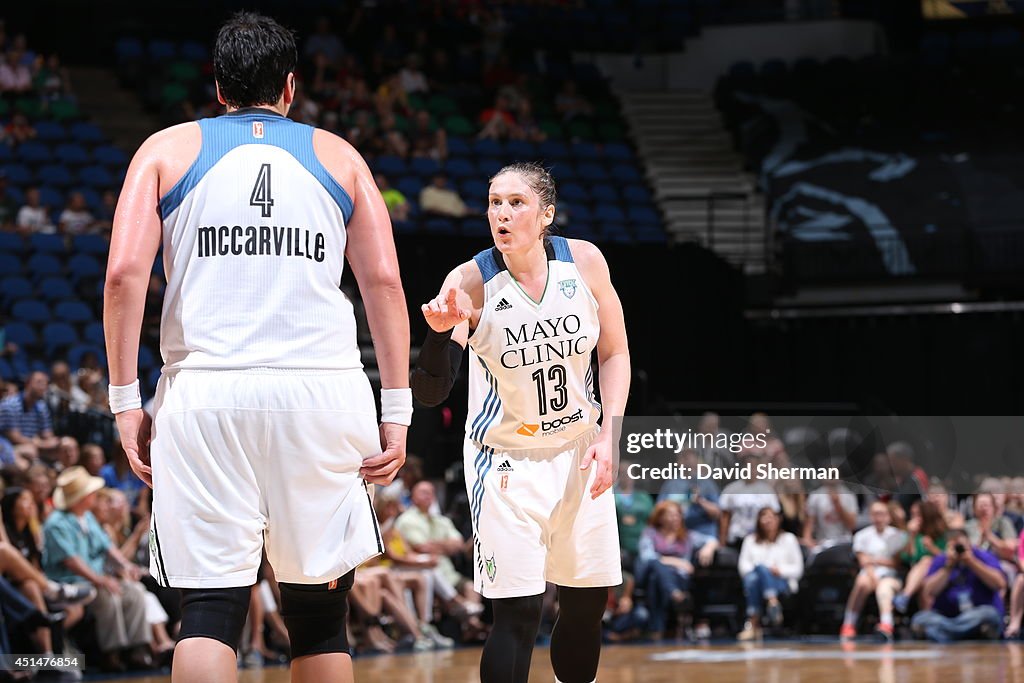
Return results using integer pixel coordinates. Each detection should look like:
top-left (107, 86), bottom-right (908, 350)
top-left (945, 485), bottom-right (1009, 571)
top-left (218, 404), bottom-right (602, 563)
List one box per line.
top-left (158, 109), bottom-right (362, 371)
top-left (466, 236), bottom-right (602, 450)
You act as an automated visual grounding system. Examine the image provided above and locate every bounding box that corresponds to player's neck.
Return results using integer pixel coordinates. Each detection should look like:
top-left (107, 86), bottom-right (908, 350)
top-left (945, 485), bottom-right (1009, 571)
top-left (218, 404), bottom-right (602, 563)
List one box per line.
top-left (225, 102), bottom-right (288, 117)
top-left (502, 239), bottom-right (548, 279)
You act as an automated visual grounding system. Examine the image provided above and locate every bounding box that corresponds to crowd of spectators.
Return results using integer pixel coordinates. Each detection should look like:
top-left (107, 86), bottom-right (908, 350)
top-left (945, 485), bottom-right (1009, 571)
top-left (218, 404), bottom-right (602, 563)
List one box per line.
top-left (610, 411), bottom-right (1024, 645)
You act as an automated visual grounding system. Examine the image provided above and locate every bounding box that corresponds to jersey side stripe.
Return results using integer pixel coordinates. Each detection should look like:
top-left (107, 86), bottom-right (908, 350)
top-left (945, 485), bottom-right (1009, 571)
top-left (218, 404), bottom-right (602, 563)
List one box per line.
top-left (471, 358), bottom-right (502, 442)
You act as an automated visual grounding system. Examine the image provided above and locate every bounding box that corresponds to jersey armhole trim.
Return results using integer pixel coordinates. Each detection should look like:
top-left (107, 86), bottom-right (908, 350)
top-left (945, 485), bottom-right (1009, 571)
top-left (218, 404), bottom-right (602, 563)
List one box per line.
top-left (158, 121), bottom-right (205, 219)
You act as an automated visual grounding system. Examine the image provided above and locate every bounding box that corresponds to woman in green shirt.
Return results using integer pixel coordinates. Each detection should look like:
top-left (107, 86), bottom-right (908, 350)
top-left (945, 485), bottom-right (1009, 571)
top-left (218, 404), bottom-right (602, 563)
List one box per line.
top-left (893, 500), bottom-right (947, 613)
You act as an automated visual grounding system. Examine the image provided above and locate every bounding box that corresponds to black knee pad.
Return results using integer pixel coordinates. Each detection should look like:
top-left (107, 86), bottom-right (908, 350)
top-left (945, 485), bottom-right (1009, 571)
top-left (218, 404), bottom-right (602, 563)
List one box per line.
top-left (279, 570), bottom-right (354, 658)
top-left (178, 586), bottom-right (252, 653)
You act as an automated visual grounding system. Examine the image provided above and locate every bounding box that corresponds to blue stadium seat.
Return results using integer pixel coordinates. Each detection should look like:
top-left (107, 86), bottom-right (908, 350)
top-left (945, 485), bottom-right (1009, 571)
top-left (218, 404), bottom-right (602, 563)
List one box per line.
top-left (77, 188), bottom-right (102, 212)
top-left (602, 224), bottom-right (632, 243)
top-left (0, 358), bottom-right (13, 382)
top-left (570, 204), bottom-right (594, 222)
top-left (37, 165), bottom-right (75, 189)
top-left (461, 180), bottom-right (488, 199)
top-left (424, 218), bottom-right (457, 234)
top-left (460, 220), bottom-right (491, 238)
top-left (148, 40), bottom-right (177, 61)
top-left (599, 206), bottom-right (626, 223)
top-left (5, 186), bottom-right (23, 206)
top-left (374, 155), bottom-right (407, 177)
top-left (560, 183), bottom-right (588, 202)
top-left (392, 220), bottom-right (417, 235)
top-left (70, 124), bottom-right (105, 144)
top-left (628, 206), bottom-right (661, 225)
top-left (0, 233), bottom-right (26, 253)
top-left (0, 276), bottom-right (32, 304)
top-left (0, 253), bottom-right (21, 275)
top-left (26, 253), bottom-right (62, 278)
top-left (610, 164), bottom-right (642, 182)
top-left (83, 321), bottom-right (105, 346)
top-left (71, 234), bottom-right (108, 255)
top-left (147, 367), bottom-right (162, 397)
top-left (447, 137), bottom-right (472, 157)
top-left (17, 142), bottom-right (52, 165)
top-left (68, 254), bottom-right (103, 282)
top-left (410, 158), bottom-right (441, 177)
top-left (566, 223), bottom-right (598, 241)
top-left (476, 158), bottom-right (503, 178)
top-left (34, 122), bottom-right (67, 143)
top-left (55, 144), bottom-right (91, 166)
top-left (78, 165), bottom-right (114, 189)
top-left (11, 299), bottom-right (51, 323)
top-left (634, 226), bottom-right (665, 243)
top-left (445, 158), bottom-right (476, 178)
top-left (3, 322), bottom-right (37, 347)
top-left (575, 163), bottom-right (608, 182)
top-left (180, 41), bottom-right (208, 62)
top-left (138, 345), bottom-right (156, 370)
top-left (473, 139), bottom-right (503, 157)
top-left (93, 146), bottom-right (128, 167)
top-left (1, 164), bottom-right (33, 185)
top-left (37, 277), bottom-right (74, 300)
top-left (590, 183), bottom-right (618, 201)
top-left (54, 300), bottom-right (93, 323)
top-left (537, 141), bottom-right (571, 160)
top-left (505, 140), bottom-right (537, 159)
top-left (396, 176), bottom-right (422, 200)
top-left (38, 186), bottom-right (64, 211)
top-left (115, 37), bottom-right (144, 61)
top-left (573, 143), bottom-right (601, 160)
top-left (0, 146), bottom-right (11, 163)
top-left (29, 233), bottom-right (66, 254)
top-left (550, 163), bottom-right (577, 182)
top-left (622, 185), bottom-right (652, 203)
top-left (603, 143), bottom-right (633, 161)
top-left (42, 322), bottom-right (79, 351)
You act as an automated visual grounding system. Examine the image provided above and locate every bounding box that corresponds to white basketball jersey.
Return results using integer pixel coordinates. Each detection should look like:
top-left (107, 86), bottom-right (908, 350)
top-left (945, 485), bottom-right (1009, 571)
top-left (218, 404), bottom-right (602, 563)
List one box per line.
top-left (158, 109), bottom-right (360, 370)
top-left (466, 237), bottom-right (601, 450)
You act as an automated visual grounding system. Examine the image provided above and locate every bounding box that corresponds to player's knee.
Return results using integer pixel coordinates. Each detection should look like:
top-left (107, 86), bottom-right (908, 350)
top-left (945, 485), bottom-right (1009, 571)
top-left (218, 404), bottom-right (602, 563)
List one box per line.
top-left (557, 586), bottom-right (608, 624)
top-left (178, 586), bottom-right (252, 653)
top-left (493, 593), bottom-right (545, 640)
top-left (279, 570), bottom-right (354, 659)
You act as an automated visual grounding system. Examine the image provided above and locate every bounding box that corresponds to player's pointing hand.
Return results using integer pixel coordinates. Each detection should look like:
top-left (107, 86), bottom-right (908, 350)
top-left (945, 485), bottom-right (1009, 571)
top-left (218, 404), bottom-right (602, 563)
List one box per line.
top-left (422, 287), bottom-right (470, 333)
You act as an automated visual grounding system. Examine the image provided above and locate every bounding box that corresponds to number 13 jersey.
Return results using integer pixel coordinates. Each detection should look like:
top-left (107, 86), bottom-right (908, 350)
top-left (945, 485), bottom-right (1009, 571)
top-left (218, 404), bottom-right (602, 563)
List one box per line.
top-left (158, 109), bottom-right (361, 371)
top-left (466, 236), bottom-right (602, 450)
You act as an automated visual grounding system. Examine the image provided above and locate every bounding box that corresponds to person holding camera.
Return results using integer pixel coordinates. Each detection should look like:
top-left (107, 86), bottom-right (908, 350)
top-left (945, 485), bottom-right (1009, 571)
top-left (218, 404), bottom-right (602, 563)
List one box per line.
top-left (910, 527), bottom-right (1006, 643)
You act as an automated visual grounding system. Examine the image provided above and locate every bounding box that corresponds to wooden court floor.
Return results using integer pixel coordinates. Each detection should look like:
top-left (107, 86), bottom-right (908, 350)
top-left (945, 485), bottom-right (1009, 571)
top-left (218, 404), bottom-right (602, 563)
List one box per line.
top-left (87, 641), bottom-right (1024, 682)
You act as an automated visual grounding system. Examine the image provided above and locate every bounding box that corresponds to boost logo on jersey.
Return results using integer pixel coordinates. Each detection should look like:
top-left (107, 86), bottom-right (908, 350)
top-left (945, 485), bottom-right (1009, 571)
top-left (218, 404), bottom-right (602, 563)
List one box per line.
top-left (517, 408), bottom-right (584, 437)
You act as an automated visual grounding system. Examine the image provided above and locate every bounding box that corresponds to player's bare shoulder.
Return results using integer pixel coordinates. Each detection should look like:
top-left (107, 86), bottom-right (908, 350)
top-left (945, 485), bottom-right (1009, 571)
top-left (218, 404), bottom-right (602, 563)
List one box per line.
top-left (311, 127), bottom-right (360, 196)
top-left (565, 238), bottom-right (610, 283)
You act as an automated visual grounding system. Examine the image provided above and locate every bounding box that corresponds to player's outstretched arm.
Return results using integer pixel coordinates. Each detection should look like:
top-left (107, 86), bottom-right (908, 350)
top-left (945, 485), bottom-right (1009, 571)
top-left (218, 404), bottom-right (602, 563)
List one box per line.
top-left (412, 264), bottom-right (478, 407)
top-left (573, 239), bottom-right (630, 499)
top-left (104, 133), bottom-right (169, 487)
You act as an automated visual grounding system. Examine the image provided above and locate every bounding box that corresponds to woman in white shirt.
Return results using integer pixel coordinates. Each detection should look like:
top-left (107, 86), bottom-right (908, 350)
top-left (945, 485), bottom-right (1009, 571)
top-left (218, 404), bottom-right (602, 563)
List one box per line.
top-left (737, 507), bottom-right (804, 640)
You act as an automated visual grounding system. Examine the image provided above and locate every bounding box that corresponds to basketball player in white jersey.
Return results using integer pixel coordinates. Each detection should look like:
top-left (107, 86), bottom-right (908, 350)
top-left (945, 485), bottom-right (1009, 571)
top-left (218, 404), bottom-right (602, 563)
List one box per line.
top-left (412, 162), bottom-right (629, 683)
top-left (103, 13), bottom-right (410, 683)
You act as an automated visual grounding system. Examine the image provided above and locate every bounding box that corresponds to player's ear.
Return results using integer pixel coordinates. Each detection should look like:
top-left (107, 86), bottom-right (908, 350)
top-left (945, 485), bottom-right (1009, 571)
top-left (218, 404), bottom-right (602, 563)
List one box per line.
top-left (542, 204), bottom-right (555, 227)
top-left (284, 73), bottom-right (296, 105)
top-left (215, 81), bottom-right (226, 106)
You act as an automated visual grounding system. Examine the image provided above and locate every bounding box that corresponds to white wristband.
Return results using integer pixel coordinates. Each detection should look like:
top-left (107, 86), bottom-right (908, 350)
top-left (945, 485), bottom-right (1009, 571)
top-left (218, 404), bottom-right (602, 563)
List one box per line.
top-left (108, 380), bottom-right (142, 414)
top-left (381, 388), bottom-right (413, 426)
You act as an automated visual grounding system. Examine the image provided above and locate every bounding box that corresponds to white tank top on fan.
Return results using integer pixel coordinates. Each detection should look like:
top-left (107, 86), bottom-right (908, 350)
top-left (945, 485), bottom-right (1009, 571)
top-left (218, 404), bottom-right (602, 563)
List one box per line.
top-left (466, 236), bottom-right (601, 450)
top-left (157, 109), bottom-right (361, 371)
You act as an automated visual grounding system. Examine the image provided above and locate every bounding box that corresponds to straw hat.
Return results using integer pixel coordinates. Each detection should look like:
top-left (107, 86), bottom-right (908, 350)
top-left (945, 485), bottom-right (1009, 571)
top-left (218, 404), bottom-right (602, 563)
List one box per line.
top-left (53, 466), bottom-right (106, 511)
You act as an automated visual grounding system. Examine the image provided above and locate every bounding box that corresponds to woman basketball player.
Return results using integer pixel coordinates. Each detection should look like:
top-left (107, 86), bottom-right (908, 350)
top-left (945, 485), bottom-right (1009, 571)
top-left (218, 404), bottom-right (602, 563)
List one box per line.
top-left (412, 162), bottom-right (630, 683)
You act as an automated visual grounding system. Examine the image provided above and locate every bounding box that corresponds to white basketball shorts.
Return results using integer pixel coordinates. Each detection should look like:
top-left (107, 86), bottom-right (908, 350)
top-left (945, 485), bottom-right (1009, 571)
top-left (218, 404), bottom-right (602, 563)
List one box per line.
top-left (464, 428), bottom-right (622, 599)
top-left (149, 368), bottom-right (384, 588)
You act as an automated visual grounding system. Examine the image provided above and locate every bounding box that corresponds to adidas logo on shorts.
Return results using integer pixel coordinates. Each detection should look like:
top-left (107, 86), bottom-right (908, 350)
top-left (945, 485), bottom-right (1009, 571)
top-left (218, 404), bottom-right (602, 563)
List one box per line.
top-left (496, 460), bottom-right (514, 472)
top-left (494, 298), bottom-right (513, 311)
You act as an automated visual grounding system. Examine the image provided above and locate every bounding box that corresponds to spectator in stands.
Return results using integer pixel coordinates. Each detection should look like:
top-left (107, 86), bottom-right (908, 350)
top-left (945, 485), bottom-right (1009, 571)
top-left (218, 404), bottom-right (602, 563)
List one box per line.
top-left (1004, 526), bottom-right (1024, 638)
top-left (42, 466), bottom-right (153, 671)
top-left (603, 572), bottom-right (645, 642)
top-left (743, 413), bottom-right (788, 467)
top-left (719, 453), bottom-right (781, 549)
top-left (394, 480), bottom-right (482, 613)
top-left (636, 501), bottom-right (718, 640)
top-left (94, 488), bottom-right (176, 662)
top-left (965, 491), bottom-right (1018, 578)
top-left (4, 113), bottom-right (35, 145)
top-left (657, 448), bottom-right (721, 538)
top-left (555, 80), bottom-right (593, 123)
top-left (2, 487), bottom-right (43, 569)
top-left (478, 93), bottom-right (518, 141)
top-left (409, 110), bottom-right (447, 161)
top-left (615, 460), bottom-right (654, 568)
top-left (802, 475), bottom-right (858, 549)
top-left (32, 53), bottom-right (71, 101)
top-left (80, 443), bottom-right (105, 477)
top-left (894, 501), bottom-right (948, 614)
top-left (346, 109), bottom-right (378, 153)
top-left (93, 189), bottom-right (117, 233)
top-left (76, 368), bottom-right (107, 413)
top-left (928, 479), bottom-right (966, 529)
top-left (288, 85), bottom-right (320, 126)
top-left (839, 501), bottom-right (906, 642)
top-left (0, 171), bottom-right (16, 230)
top-left (57, 191), bottom-right (96, 236)
top-left (399, 54), bottom-right (429, 95)
top-left (911, 527), bottom-right (1005, 643)
top-left (376, 24), bottom-right (405, 67)
top-left (511, 99), bottom-right (546, 143)
top-left (377, 111), bottom-right (410, 158)
top-left (53, 435), bottom-right (79, 471)
top-left (0, 372), bottom-right (59, 457)
top-left (303, 16), bottom-right (344, 64)
top-left (736, 507), bottom-right (804, 640)
top-left (47, 361), bottom-right (87, 416)
top-left (375, 174), bottom-right (410, 222)
top-left (775, 478), bottom-right (806, 537)
top-left (888, 441), bottom-right (927, 514)
top-left (419, 173), bottom-right (476, 218)
top-left (0, 50), bottom-right (31, 93)
top-left (23, 463), bottom-right (54, 522)
top-left (15, 187), bottom-right (54, 236)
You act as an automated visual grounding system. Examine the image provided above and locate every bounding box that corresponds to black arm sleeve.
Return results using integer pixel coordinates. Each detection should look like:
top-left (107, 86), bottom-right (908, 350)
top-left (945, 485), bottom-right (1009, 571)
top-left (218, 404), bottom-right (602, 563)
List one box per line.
top-left (411, 328), bottom-right (465, 407)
